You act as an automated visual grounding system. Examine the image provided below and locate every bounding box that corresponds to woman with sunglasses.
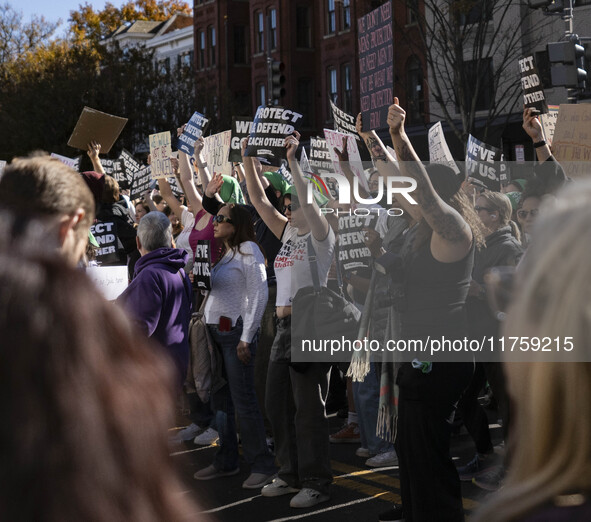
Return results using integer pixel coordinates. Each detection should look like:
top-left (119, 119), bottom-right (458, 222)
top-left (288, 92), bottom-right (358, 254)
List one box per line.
top-left (457, 191), bottom-right (523, 487)
top-left (241, 133), bottom-right (336, 509)
top-left (194, 203), bottom-right (277, 489)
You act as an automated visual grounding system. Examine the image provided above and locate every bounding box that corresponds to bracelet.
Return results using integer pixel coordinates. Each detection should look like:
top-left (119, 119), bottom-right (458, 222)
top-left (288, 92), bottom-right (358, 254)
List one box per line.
top-left (533, 140), bottom-right (546, 148)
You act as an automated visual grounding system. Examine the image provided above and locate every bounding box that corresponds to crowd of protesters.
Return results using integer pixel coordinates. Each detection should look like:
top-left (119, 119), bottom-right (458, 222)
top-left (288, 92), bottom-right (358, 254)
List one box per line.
top-left (0, 101), bottom-right (589, 522)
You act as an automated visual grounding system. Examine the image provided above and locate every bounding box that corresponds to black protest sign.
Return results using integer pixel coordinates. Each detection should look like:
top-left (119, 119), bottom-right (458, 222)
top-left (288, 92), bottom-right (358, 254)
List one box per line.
top-left (330, 99), bottom-right (360, 141)
top-left (130, 165), bottom-right (153, 200)
top-left (358, 1), bottom-right (393, 131)
top-left (178, 111), bottom-right (209, 157)
top-left (244, 106), bottom-right (304, 165)
top-left (229, 118), bottom-right (253, 162)
top-left (119, 148), bottom-right (141, 186)
top-left (90, 221), bottom-right (120, 264)
top-left (518, 55), bottom-right (548, 114)
top-left (338, 212), bottom-right (379, 273)
top-left (192, 240), bottom-right (211, 290)
top-left (167, 175), bottom-right (183, 198)
top-left (101, 158), bottom-right (127, 189)
top-left (465, 135), bottom-right (503, 191)
top-left (276, 164), bottom-right (294, 185)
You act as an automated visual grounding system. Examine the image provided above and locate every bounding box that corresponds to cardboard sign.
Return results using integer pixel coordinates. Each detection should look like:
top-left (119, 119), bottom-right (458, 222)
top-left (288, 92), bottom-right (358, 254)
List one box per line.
top-left (178, 111), bottom-right (209, 157)
top-left (540, 105), bottom-right (559, 146)
top-left (229, 118), bottom-right (254, 162)
top-left (244, 106), bottom-right (304, 165)
top-left (192, 240), bottom-right (211, 290)
top-left (68, 107), bottom-right (127, 154)
top-left (338, 211), bottom-right (379, 273)
top-left (51, 153), bottom-right (81, 170)
top-left (465, 135), bottom-right (503, 191)
top-left (149, 131), bottom-right (172, 179)
top-left (518, 55), bottom-right (548, 114)
top-left (86, 265), bottom-right (128, 300)
top-left (203, 130), bottom-right (232, 177)
top-left (129, 165), bottom-right (153, 200)
top-left (358, 0), bottom-right (393, 131)
top-left (324, 129), bottom-right (368, 191)
top-left (552, 103), bottom-right (591, 179)
top-left (428, 122), bottom-right (460, 175)
top-left (90, 221), bottom-right (121, 264)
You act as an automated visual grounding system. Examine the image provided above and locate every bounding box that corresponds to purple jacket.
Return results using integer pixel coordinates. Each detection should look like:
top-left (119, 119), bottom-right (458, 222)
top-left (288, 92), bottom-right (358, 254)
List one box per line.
top-left (118, 248), bottom-right (192, 386)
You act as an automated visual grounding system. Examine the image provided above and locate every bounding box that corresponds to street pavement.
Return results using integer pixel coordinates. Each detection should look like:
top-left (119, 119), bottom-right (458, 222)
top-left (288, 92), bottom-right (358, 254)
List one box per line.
top-left (171, 412), bottom-right (503, 521)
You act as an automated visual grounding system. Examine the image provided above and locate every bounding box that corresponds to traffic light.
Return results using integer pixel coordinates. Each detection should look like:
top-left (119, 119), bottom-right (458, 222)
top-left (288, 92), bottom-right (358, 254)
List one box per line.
top-left (270, 61), bottom-right (286, 102)
top-left (528, 0), bottom-right (564, 12)
top-left (547, 36), bottom-right (587, 88)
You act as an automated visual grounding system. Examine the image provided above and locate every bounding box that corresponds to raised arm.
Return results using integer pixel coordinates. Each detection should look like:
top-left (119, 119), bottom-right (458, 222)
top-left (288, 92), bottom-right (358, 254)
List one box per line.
top-left (178, 149), bottom-right (203, 214)
top-left (158, 175), bottom-right (186, 221)
top-left (523, 108), bottom-right (551, 163)
top-left (241, 138), bottom-right (287, 240)
top-left (387, 98), bottom-right (472, 260)
top-left (193, 137), bottom-right (213, 189)
top-left (87, 141), bottom-right (105, 175)
top-left (286, 132), bottom-right (330, 242)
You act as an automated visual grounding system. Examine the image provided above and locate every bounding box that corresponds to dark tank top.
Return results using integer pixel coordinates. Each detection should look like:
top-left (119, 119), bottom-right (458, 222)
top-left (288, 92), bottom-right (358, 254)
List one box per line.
top-left (401, 228), bottom-right (475, 340)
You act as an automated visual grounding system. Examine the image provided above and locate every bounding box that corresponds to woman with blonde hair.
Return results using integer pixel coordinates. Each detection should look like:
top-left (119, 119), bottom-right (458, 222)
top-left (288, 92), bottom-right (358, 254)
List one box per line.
top-left (475, 180), bottom-right (591, 521)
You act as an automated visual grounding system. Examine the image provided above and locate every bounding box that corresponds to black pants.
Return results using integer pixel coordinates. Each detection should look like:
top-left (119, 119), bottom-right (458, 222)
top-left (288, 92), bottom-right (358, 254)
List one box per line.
top-left (396, 362), bottom-right (474, 522)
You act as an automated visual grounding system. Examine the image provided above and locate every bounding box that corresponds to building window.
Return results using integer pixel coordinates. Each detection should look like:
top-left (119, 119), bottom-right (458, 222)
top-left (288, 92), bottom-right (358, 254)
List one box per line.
top-left (463, 58), bottom-right (494, 111)
top-left (406, 0), bottom-right (418, 24)
top-left (342, 0), bottom-right (351, 31)
top-left (255, 11), bottom-right (265, 53)
top-left (257, 83), bottom-right (266, 107)
top-left (296, 6), bottom-right (312, 48)
top-left (455, 0), bottom-right (493, 26)
top-left (198, 30), bottom-right (205, 69)
top-left (269, 8), bottom-right (277, 50)
top-left (326, 0), bottom-right (336, 35)
top-left (341, 63), bottom-right (353, 113)
top-left (178, 51), bottom-right (193, 70)
top-left (406, 57), bottom-right (424, 123)
top-left (328, 66), bottom-right (338, 107)
top-left (208, 26), bottom-right (216, 67)
top-left (158, 57), bottom-right (170, 75)
top-left (234, 25), bottom-right (248, 64)
top-left (297, 78), bottom-right (314, 128)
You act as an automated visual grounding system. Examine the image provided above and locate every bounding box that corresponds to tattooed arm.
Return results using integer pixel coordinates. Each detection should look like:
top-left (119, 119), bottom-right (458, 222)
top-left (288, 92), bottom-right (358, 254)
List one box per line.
top-left (387, 98), bottom-right (472, 262)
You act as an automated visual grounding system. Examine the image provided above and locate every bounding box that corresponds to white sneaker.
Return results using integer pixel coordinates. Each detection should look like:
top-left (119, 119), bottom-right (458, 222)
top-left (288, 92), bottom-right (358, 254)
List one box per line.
top-left (355, 447), bottom-right (370, 458)
top-left (193, 427), bottom-right (219, 446)
top-left (242, 472), bottom-right (276, 489)
top-left (261, 478), bottom-right (300, 497)
top-left (365, 450), bottom-right (398, 468)
top-left (176, 423), bottom-right (202, 441)
top-left (289, 488), bottom-right (329, 508)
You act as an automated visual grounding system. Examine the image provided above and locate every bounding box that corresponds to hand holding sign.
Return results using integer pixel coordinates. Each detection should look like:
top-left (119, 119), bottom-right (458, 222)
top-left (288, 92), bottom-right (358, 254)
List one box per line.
top-left (522, 108), bottom-right (544, 142)
top-left (334, 135), bottom-right (350, 163)
top-left (87, 140), bottom-right (101, 161)
top-left (284, 131), bottom-right (301, 161)
top-left (387, 97), bottom-right (405, 135)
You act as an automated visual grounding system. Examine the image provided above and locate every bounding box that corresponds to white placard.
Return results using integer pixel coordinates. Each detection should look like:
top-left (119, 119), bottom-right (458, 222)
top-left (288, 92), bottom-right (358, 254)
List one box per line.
top-left (86, 265), bottom-right (128, 301)
top-left (323, 129), bottom-right (368, 191)
top-left (428, 122), bottom-right (460, 174)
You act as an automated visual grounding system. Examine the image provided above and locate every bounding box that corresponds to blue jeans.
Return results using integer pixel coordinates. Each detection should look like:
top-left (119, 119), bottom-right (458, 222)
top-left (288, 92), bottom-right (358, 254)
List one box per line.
top-left (208, 319), bottom-right (277, 475)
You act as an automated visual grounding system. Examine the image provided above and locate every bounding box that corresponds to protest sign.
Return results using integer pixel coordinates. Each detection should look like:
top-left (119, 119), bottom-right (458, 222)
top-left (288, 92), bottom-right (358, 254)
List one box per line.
top-left (229, 118), bottom-right (253, 162)
top-left (100, 158), bottom-right (128, 188)
top-left (244, 106), bottom-right (304, 165)
top-left (203, 130), bottom-right (232, 177)
top-left (324, 129), bottom-right (369, 191)
top-left (465, 135), bottom-right (504, 191)
top-left (358, 0), bottom-right (393, 131)
top-left (129, 165), bottom-right (153, 200)
top-left (338, 212), bottom-right (379, 273)
top-left (149, 131), bottom-right (172, 179)
top-left (68, 107), bottom-right (127, 154)
top-left (540, 105), bottom-right (559, 146)
top-left (552, 103), bottom-right (591, 179)
top-left (90, 221), bottom-right (121, 264)
top-left (193, 240), bottom-right (212, 290)
top-left (119, 148), bottom-right (141, 186)
top-left (276, 164), bottom-right (294, 185)
top-left (518, 55), bottom-right (548, 114)
top-left (178, 111), bottom-right (209, 157)
top-left (51, 153), bottom-right (81, 170)
top-left (86, 265), bottom-right (128, 300)
top-left (428, 122), bottom-right (460, 175)
top-left (329, 98), bottom-right (361, 141)
top-left (167, 175), bottom-right (183, 198)
top-left (309, 137), bottom-right (334, 174)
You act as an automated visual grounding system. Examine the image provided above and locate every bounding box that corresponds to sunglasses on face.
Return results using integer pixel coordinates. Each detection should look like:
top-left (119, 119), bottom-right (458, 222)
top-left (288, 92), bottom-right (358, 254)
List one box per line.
top-left (517, 209), bottom-right (539, 219)
top-left (283, 204), bottom-right (299, 213)
top-left (474, 205), bottom-right (495, 213)
top-left (213, 215), bottom-right (233, 224)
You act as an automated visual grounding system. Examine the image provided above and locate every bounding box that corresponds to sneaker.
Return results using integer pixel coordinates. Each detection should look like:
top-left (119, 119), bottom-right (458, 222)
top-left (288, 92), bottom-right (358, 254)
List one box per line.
top-left (378, 504), bottom-right (405, 521)
top-left (355, 447), bottom-right (370, 458)
top-left (261, 478), bottom-right (300, 497)
top-left (289, 488), bottom-right (329, 508)
top-left (473, 465), bottom-right (505, 491)
top-left (242, 472), bottom-right (276, 489)
top-left (193, 427), bottom-right (219, 446)
top-left (365, 450), bottom-right (398, 468)
top-left (172, 423), bottom-right (202, 442)
top-left (329, 422), bottom-right (361, 443)
top-left (193, 464), bottom-right (239, 481)
top-left (457, 452), bottom-right (495, 481)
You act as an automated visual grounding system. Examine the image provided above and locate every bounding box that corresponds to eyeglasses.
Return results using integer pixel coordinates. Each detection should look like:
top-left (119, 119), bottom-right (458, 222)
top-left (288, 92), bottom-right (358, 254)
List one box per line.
top-left (213, 215), bottom-right (233, 224)
top-left (475, 205), bottom-right (495, 213)
top-left (283, 204), bottom-right (299, 213)
top-left (517, 209), bottom-right (539, 219)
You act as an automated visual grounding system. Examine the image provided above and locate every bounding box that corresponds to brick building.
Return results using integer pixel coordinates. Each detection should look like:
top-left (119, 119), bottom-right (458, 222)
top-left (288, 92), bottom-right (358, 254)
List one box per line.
top-left (193, 0), bottom-right (428, 139)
